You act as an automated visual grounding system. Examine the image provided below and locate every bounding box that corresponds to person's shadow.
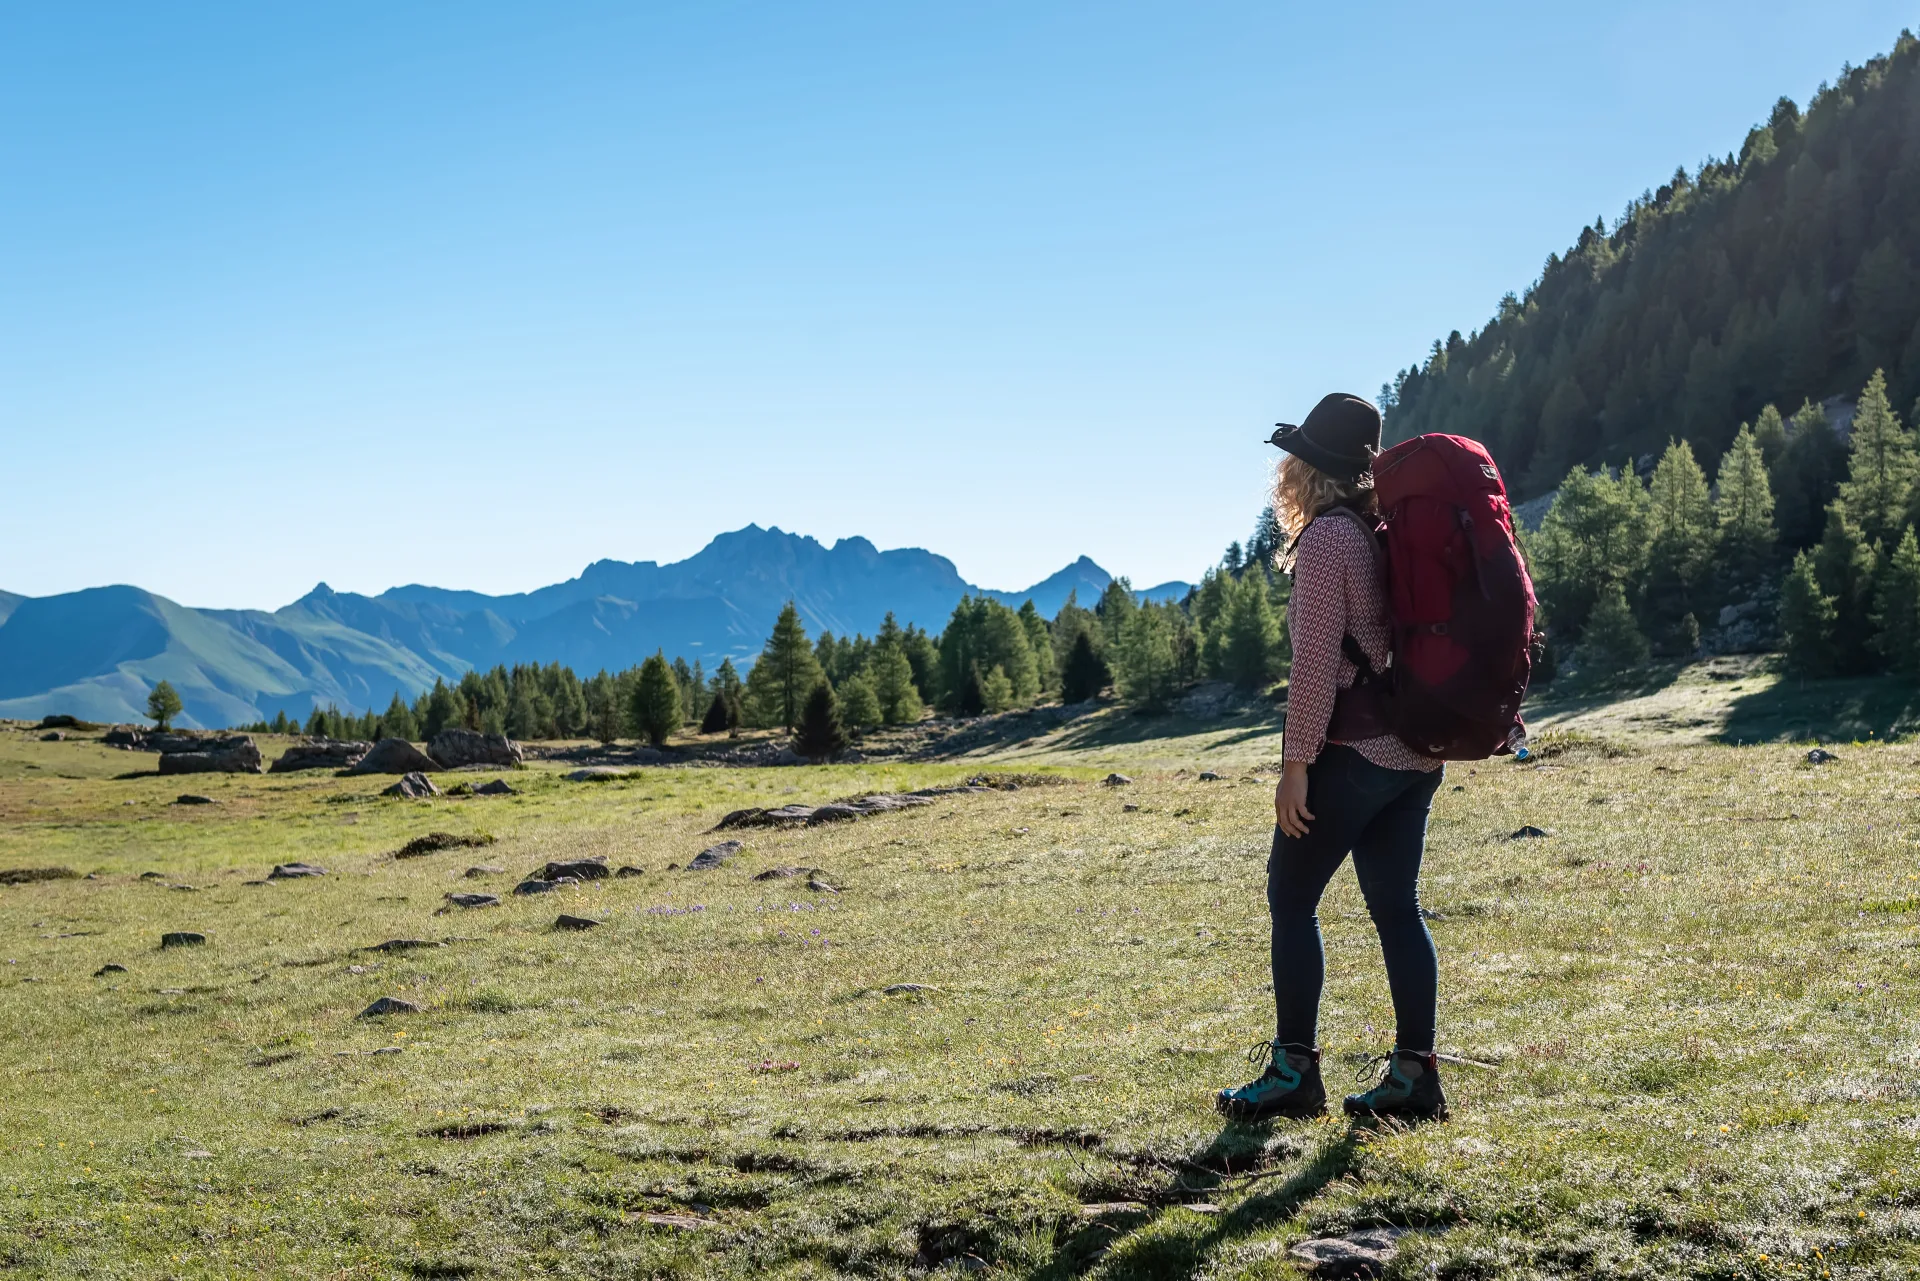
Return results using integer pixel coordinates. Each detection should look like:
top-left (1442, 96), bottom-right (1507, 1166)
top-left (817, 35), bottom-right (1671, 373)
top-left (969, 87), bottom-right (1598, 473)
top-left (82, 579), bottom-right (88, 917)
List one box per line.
top-left (1032, 1118), bottom-right (1370, 1279)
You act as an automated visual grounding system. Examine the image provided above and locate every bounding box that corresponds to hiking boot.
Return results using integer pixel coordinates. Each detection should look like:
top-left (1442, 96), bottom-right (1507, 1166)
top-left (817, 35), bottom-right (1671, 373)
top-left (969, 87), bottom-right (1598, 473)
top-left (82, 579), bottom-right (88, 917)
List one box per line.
top-left (1216, 1041), bottom-right (1326, 1120)
top-left (1344, 1049), bottom-right (1449, 1121)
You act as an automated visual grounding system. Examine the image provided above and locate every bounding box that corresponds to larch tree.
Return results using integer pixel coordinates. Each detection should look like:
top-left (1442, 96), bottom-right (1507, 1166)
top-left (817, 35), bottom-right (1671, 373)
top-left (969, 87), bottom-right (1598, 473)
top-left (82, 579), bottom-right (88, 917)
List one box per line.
top-left (744, 603), bottom-right (825, 731)
top-left (1714, 424), bottom-right (1777, 593)
top-left (630, 652), bottom-right (683, 748)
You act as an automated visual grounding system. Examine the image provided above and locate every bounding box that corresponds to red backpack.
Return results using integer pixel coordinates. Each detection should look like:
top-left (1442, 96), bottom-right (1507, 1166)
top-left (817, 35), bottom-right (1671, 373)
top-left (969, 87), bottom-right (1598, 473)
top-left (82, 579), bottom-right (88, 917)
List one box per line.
top-left (1326, 434), bottom-right (1538, 760)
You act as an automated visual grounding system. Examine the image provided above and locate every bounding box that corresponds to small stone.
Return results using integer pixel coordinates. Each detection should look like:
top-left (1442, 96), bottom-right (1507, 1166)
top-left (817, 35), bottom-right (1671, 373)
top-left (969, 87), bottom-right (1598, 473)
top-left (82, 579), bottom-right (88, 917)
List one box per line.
top-left (1078, 1201), bottom-right (1149, 1218)
top-left (540, 858), bottom-right (610, 881)
top-left (169, 884), bottom-right (199, 892)
top-left (1122, 803), bottom-right (1140, 812)
top-left (139, 871), bottom-right (167, 880)
top-left (614, 866), bottom-right (645, 878)
top-left (443, 893), bottom-right (501, 909)
top-left (1509, 825), bottom-right (1551, 839)
top-left (94, 963), bottom-right (128, 976)
top-left (806, 875), bottom-right (841, 894)
top-left (347, 965), bottom-right (368, 974)
top-left (267, 862), bottom-right (327, 879)
top-left (382, 772), bottom-right (441, 799)
top-left (639, 1212), bottom-right (714, 1231)
top-left (806, 804), bottom-right (861, 825)
top-left (1287, 1226), bottom-right (1411, 1276)
top-left (473, 778), bottom-right (517, 796)
top-left (884, 983), bottom-right (939, 995)
top-left (172, 794), bottom-right (217, 806)
top-left (1198, 771), bottom-right (1222, 781)
top-left (686, 840), bottom-right (742, 871)
top-left (512, 879), bottom-right (565, 895)
top-left (753, 866), bottom-right (816, 881)
top-left (464, 865), bottom-right (505, 878)
top-left (1104, 773), bottom-right (1132, 786)
top-left (1807, 748), bottom-right (1838, 765)
top-left (553, 914), bottom-right (600, 931)
top-left (358, 996), bottom-right (422, 1017)
top-left (1180, 1203), bottom-right (1222, 1215)
top-left (363, 939), bottom-right (440, 953)
top-left (159, 931), bottom-right (206, 948)
top-left (370, 1045), bottom-right (403, 1055)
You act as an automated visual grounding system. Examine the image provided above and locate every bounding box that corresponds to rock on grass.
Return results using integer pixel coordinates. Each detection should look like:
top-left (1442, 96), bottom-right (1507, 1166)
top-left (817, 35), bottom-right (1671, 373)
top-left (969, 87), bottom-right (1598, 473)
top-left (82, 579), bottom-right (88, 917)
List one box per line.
top-left (554, 914), bottom-right (600, 931)
top-left (686, 840), bottom-right (742, 871)
top-left (0, 867), bottom-right (79, 885)
top-left (267, 862), bottom-right (327, 879)
top-left (442, 893), bottom-right (501, 909)
top-left (382, 772), bottom-right (440, 799)
top-left (394, 831), bottom-right (493, 859)
top-left (159, 931), bottom-right (206, 948)
top-left (358, 996), bottom-right (422, 1017)
top-left (539, 858), bottom-right (610, 881)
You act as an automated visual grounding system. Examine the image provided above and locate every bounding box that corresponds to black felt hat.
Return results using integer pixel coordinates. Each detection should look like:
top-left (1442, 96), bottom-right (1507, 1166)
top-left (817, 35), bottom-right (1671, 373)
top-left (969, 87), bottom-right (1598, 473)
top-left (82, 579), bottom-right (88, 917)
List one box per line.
top-left (1267, 393), bottom-right (1382, 482)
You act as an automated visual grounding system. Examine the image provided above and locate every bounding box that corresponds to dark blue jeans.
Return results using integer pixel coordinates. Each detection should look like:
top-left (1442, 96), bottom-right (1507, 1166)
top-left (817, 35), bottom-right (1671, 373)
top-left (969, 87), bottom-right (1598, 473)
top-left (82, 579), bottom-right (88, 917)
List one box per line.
top-left (1268, 745), bottom-right (1444, 1051)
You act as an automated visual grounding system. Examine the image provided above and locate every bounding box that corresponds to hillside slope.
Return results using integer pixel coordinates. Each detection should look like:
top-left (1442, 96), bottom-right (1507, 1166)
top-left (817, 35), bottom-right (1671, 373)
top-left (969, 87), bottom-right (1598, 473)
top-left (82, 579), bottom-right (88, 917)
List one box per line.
top-left (1385, 30), bottom-right (1920, 496)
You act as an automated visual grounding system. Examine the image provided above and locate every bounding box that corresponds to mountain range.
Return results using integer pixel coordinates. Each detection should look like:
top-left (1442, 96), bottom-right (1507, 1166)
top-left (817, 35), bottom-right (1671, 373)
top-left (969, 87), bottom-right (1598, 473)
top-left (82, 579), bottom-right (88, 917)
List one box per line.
top-left (0, 525), bottom-right (1188, 730)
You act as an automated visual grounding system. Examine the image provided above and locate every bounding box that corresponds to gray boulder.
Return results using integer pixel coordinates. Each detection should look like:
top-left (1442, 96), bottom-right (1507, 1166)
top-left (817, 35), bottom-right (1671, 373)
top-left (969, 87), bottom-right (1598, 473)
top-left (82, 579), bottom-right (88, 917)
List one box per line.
top-left (382, 772), bottom-right (440, 799)
top-left (426, 728), bottom-right (523, 769)
top-left (267, 862), bottom-right (327, 879)
top-left (159, 739), bottom-right (264, 775)
top-left (270, 740), bottom-right (370, 773)
top-left (348, 739), bottom-right (443, 776)
top-left (686, 840), bottom-right (743, 871)
top-left (358, 997), bottom-right (422, 1017)
top-left (473, 779), bottom-right (517, 796)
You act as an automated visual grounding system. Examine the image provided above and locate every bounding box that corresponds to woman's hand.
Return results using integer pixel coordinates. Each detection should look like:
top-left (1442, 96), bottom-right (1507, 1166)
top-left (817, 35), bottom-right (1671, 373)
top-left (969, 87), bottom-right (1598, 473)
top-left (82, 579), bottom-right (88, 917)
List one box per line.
top-left (1274, 762), bottom-right (1314, 839)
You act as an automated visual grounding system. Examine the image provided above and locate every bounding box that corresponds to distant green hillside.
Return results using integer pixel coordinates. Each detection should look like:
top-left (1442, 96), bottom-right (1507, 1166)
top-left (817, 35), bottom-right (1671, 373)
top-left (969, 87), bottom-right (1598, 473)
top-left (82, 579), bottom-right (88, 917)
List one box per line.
top-left (1385, 30), bottom-right (1920, 496)
top-left (0, 586), bottom-right (442, 730)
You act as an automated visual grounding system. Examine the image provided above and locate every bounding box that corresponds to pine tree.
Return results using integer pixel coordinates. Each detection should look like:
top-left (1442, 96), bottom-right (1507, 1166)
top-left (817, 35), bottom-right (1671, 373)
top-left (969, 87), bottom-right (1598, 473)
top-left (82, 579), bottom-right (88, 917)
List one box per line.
top-left (1096, 579), bottom-right (1136, 651)
top-left (793, 682), bottom-right (846, 762)
top-left (839, 671), bottom-right (883, 730)
top-left (1017, 600), bottom-right (1058, 693)
top-left (421, 679), bottom-right (464, 738)
top-left (1219, 571), bottom-right (1282, 691)
top-left (305, 706), bottom-right (327, 737)
top-left (901, 624), bottom-right (941, 705)
top-left (584, 671), bottom-right (621, 743)
top-left (980, 665), bottom-right (1015, 714)
top-left (1871, 526), bottom-right (1920, 674)
top-left (1750, 404), bottom-right (1789, 466)
top-left (671, 656), bottom-right (697, 725)
top-left (700, 691), bottom-right (732, 734)
top-left (1779, 549), bottom-right (1837, 675)
top-left (382, 692), bottom-right (418, 741)
top-left (507, 684), bottom-right (542, 740)
top-left (1059, 630), bottom-right (1110, 704)
top-left (1114, 606), bottom-right (1180, 711)
top-left (1527, 463), bottom-right (1651, 634)
top-left (146, 680), bottom-right (183, 731)
top-left (630, 652), bottom-right (682, 748)
top-left (1714, 424), bottom-right (1777, 593)
top-left (1838, 370), bottom-right (1917, 545)
top-left (1643, 439), bottom-right (1718, 644)
top-left (869, 641), bottom-right (923, 724)
top-left (1578, 583), bottom-right (1651, 678)
top-left (1770, 400), bottom-right (1846, 551)
top-left (1813, 507), bottom-right (1881, 674)
top-left (744, 603), bottom-right (825, 731)
top-left (270, 709), bottom-right (290, 735)
top-left (956, 663), bottom-right (987, 717)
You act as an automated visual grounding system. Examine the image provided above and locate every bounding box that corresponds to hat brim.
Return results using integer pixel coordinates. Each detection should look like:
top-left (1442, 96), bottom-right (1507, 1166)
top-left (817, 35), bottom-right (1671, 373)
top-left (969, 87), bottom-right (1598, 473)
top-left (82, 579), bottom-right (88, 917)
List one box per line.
top-left (1266, 423), bottom-right (1374, 482)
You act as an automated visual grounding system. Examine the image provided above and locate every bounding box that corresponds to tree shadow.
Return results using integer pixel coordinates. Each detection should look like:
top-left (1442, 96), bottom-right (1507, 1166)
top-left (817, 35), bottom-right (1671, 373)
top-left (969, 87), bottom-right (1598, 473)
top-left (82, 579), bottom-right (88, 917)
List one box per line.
top-left (1716, 671), bottom-right (1920, 743)
top-left (1522, 660), bottom-right (1691, 721)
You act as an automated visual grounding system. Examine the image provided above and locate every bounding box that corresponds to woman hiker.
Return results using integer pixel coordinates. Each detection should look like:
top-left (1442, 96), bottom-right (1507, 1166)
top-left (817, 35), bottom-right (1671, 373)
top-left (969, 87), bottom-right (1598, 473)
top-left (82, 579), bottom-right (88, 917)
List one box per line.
top-left (1215, 392), bottom-right (1450, 1122)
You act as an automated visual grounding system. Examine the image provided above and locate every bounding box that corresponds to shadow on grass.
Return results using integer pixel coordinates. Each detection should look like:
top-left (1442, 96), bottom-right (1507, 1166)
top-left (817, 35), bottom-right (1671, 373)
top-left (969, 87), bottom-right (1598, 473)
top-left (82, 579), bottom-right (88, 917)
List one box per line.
top-left (1044, 708), bottom-right (1281, 756)
top-left (1717, 669), bottom-right (1920, 743)
top-left (1520, 660), bottom-right (1691, 723)
top-left (1029, 1124), bottom-right (1365, 1281)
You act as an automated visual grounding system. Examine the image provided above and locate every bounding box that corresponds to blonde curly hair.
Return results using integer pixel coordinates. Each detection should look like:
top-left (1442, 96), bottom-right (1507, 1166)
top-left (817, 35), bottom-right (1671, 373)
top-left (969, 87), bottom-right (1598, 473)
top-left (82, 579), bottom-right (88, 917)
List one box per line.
top-left (1271, 454), bottom-right (1376, 569)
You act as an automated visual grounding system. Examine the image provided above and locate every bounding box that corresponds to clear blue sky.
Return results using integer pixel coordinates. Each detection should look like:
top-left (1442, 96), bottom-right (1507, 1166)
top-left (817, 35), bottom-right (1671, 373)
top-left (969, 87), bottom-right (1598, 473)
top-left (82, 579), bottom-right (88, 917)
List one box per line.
top-left (3, 2), bottom-right (1911, 608)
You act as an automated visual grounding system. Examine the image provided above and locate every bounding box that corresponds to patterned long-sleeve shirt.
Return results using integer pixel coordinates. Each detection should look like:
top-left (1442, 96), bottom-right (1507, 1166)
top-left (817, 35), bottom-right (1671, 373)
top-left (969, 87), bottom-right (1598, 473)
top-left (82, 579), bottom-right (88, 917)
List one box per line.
top-left (1283, 513), bottom-right (1442, 772)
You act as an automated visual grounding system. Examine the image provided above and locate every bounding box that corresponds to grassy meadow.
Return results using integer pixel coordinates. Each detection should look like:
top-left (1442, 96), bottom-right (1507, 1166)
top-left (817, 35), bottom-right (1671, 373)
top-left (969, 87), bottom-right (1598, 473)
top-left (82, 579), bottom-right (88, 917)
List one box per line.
top-left (0, 693), bottom-right (1917, 1279)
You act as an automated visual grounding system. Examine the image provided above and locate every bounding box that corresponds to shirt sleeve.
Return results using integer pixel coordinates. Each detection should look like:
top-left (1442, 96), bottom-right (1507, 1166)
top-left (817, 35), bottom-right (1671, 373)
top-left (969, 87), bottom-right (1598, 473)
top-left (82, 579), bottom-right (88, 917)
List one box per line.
top-left (1283, 520), bottom-right (1350, 765)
